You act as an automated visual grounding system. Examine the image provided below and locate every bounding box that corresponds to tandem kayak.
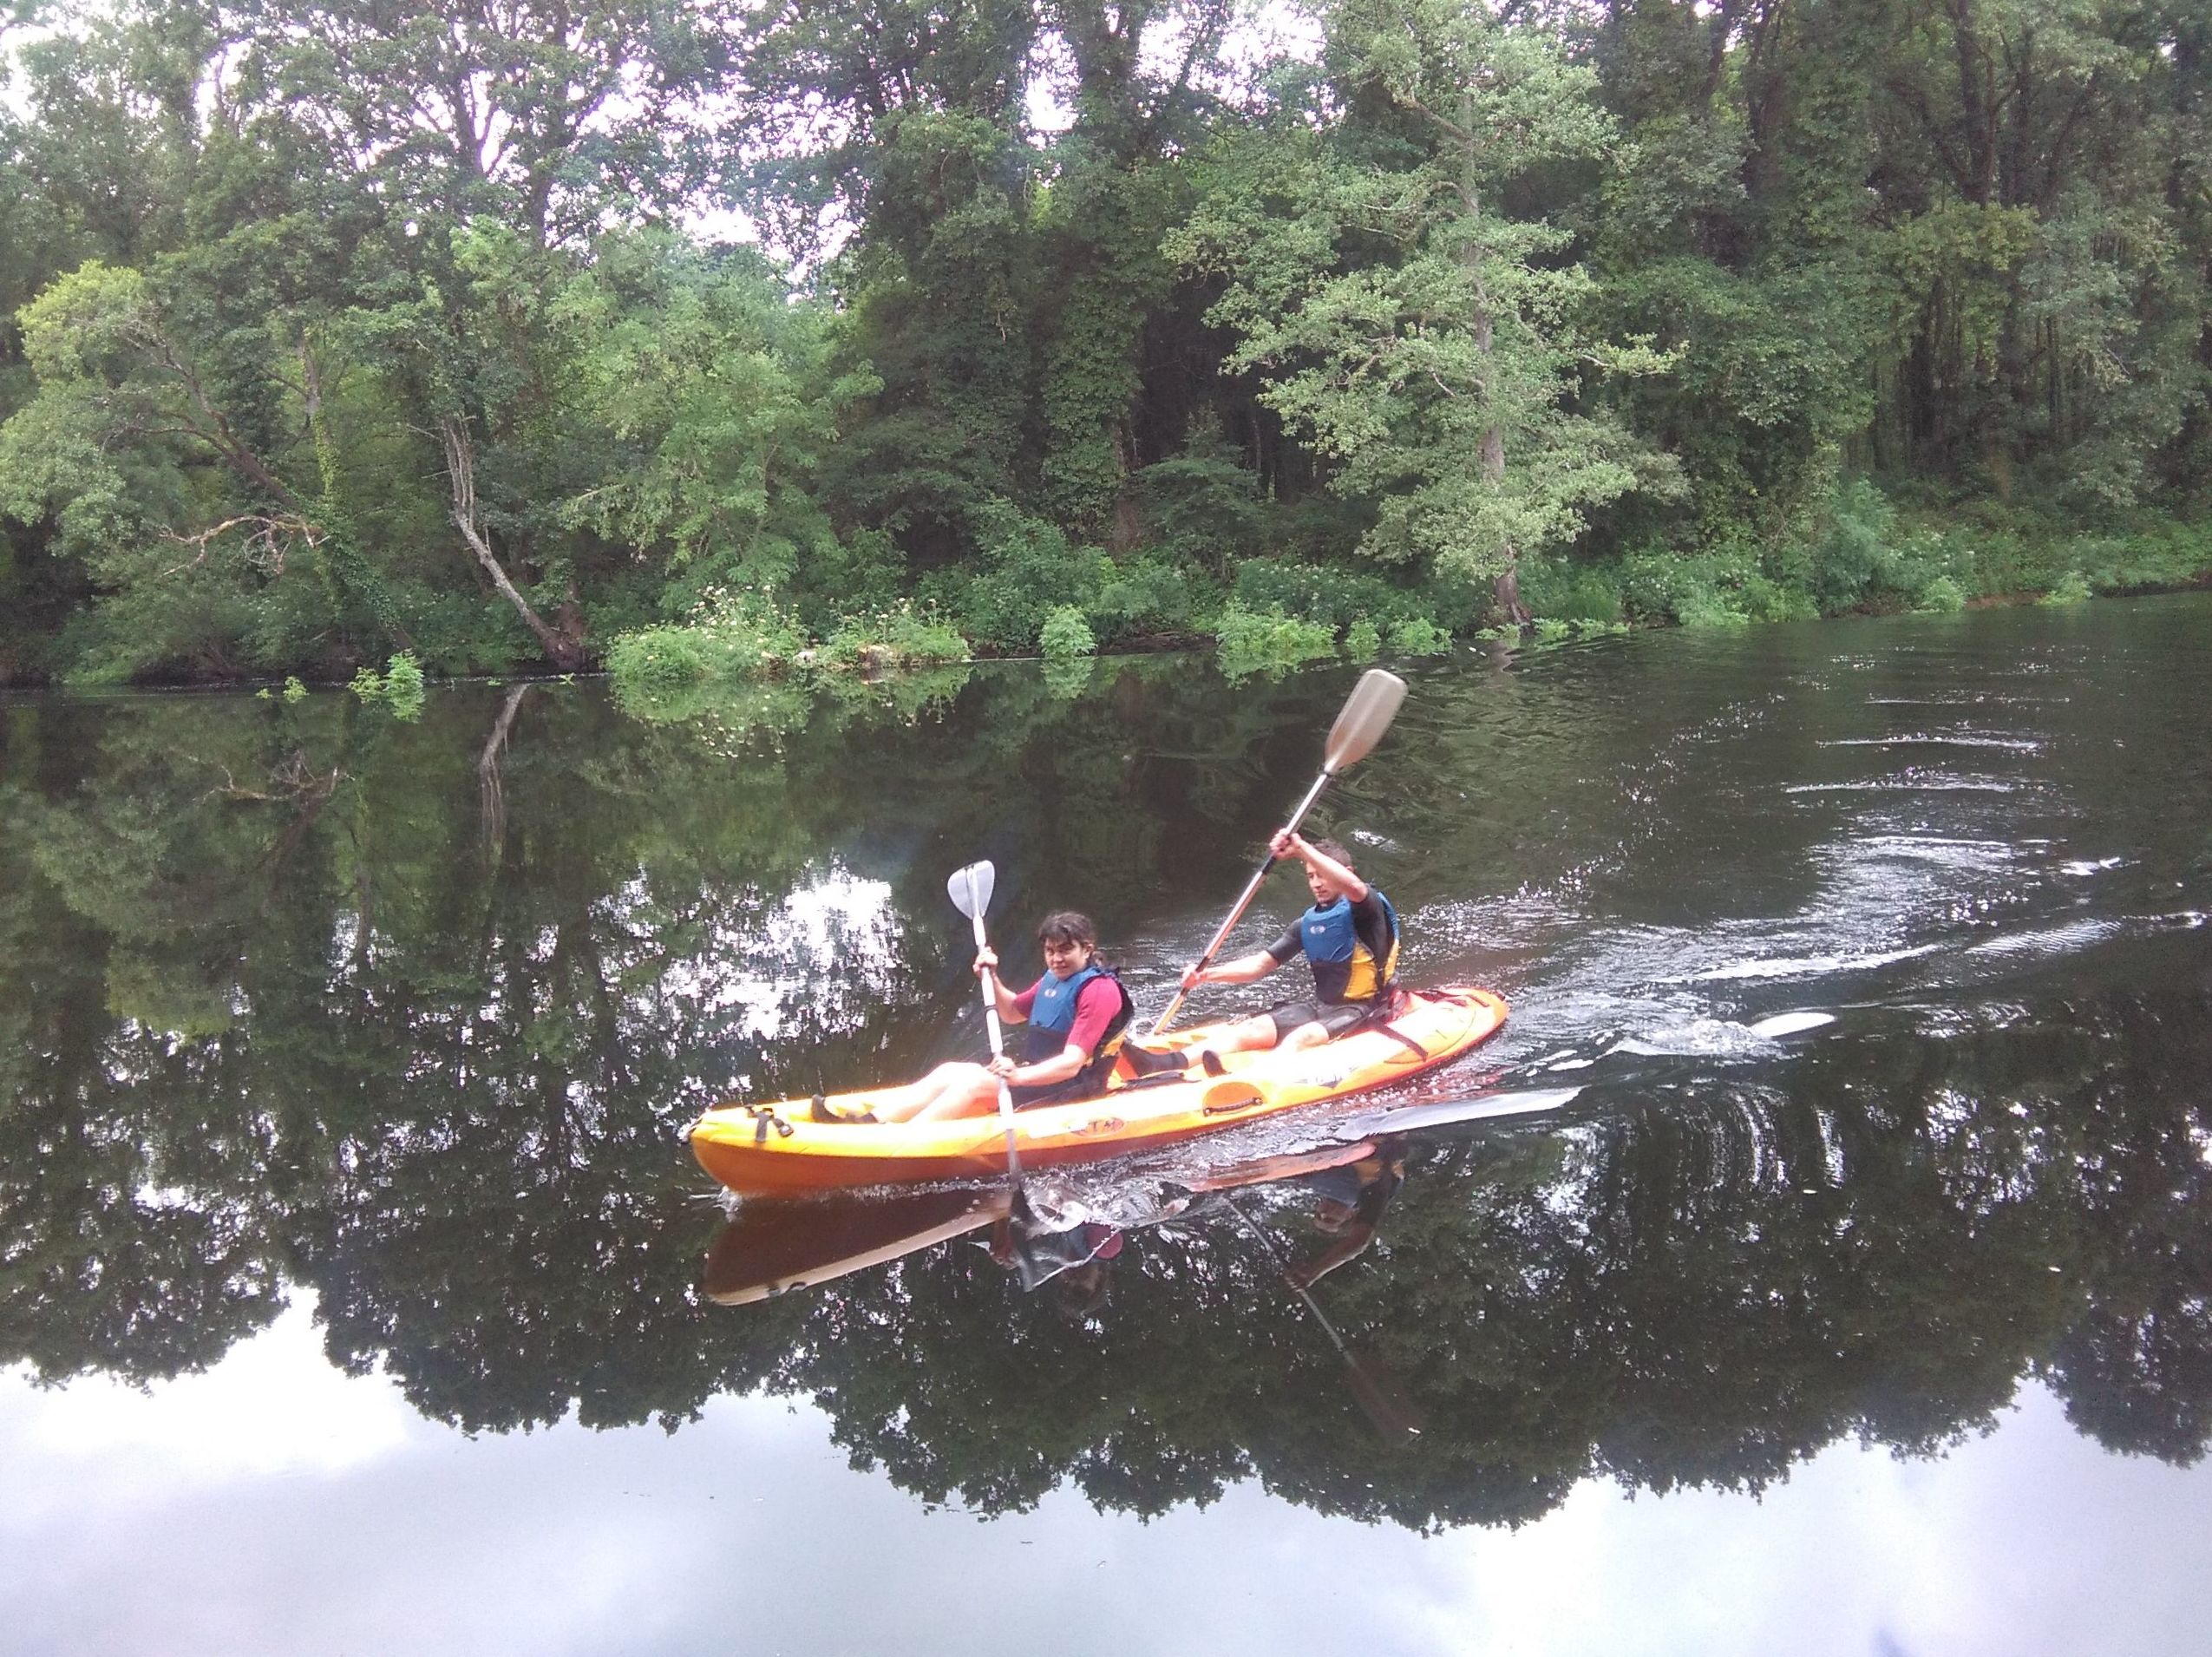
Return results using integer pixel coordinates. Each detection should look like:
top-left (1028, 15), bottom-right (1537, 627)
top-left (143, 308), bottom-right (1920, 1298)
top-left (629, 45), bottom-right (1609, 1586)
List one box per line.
top-left (688, 985), bottom-right (1508, 1198)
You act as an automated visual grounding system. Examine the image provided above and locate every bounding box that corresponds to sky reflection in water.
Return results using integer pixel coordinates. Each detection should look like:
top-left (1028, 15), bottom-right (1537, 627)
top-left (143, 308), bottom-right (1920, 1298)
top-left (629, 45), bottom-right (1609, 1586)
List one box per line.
top-left (8, 1300), bottom-right (2209, 1657)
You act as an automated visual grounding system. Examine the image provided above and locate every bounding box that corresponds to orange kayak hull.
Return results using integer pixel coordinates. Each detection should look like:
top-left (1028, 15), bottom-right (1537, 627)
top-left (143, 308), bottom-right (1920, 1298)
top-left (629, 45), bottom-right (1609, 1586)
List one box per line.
top-left (689, 986), bottom-right (1508, 1198)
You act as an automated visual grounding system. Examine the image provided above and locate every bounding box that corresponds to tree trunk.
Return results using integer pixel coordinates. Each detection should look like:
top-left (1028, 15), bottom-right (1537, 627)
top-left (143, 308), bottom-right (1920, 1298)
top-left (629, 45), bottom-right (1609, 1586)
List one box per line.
top-left (1950, 0), bottom-right (1995, 205)
top-left (1493, 561), bottom-right (1531, 625)
top-left (1109, 423), bottom-right (1143, 553)
top-left (478, 681), bottom-right (529, 851)
top-left (437, 418), bottom-right (587, 671)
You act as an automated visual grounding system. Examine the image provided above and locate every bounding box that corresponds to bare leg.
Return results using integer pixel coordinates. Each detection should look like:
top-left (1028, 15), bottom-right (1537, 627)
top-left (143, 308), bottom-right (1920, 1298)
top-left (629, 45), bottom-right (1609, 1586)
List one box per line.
top-left (1207, 1014), bottom-right (1284, 1057)
top-left (908, 1071), bottom-right (1006, 1122)
top-left (871, 1061), bottom-right (996, 1123)
top-left (1278, 1020), bottom-right (1332, 1052)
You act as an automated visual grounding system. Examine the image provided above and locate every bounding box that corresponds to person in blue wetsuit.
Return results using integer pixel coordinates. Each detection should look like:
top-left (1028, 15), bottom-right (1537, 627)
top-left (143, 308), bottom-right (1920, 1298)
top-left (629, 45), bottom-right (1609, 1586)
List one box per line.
top-left (1177, 832), bottom-right (1401, 1065)
top-left (852, 911), bottom-right (1134, 1124)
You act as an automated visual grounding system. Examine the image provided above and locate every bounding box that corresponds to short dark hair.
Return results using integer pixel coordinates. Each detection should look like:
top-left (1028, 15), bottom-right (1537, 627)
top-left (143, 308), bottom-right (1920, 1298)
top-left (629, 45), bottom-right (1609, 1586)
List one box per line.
top-left (1308, 836), bottom-right (1356, 869)
top-left (1036, 910), bottom-right (1098, 949)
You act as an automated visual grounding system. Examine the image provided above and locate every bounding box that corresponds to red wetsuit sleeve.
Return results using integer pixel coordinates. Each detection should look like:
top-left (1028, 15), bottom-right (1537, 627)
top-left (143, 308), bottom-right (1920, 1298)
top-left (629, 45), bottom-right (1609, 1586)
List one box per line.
top-left (1063, 978), bottom-right (1122, 1056)
top-left (1011, 979), bottom-right (1041, 1017)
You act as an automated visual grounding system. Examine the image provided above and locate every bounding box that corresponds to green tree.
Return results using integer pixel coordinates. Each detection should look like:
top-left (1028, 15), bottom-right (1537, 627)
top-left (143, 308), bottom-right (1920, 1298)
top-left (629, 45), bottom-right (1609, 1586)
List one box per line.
top-left (1171, 0), bottom-right (1674, 624)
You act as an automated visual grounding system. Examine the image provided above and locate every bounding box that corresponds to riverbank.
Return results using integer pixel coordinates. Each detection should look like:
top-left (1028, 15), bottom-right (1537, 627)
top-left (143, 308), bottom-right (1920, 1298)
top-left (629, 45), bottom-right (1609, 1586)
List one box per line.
top-left (5, 509), bottom-right (2204, 698)
top-left (592, 508), bottom-right (2212, 700)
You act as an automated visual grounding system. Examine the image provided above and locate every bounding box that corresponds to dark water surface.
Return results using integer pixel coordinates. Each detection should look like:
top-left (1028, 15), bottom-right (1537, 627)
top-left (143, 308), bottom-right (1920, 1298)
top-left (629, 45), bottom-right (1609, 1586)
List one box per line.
top-left (5, 596), bottom-right (2211, 1654)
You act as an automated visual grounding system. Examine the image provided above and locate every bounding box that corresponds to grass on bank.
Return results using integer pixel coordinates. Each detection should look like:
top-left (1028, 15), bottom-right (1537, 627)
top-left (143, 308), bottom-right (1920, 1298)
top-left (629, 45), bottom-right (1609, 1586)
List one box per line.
top-left (600, 504), bottom-right (2210, 702)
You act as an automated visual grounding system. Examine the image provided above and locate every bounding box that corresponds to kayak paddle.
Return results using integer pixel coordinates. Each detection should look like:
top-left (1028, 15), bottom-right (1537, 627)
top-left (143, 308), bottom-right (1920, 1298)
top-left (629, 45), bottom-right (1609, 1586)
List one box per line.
top-left (946, 859), bottom-right (1027, 1201)
top-left (1151, 667), bottom-right (1409, 1036)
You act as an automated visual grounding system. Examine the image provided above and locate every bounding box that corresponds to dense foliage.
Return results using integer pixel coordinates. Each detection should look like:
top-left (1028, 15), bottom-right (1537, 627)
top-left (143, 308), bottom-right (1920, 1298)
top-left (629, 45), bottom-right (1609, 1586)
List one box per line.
top-left (3, 0), bottom-right (2208, 684)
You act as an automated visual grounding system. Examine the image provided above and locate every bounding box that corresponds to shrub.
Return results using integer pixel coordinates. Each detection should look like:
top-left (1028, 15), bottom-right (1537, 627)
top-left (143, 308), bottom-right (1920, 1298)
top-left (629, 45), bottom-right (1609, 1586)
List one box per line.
top-left (821, 601), bottom-right (971, 668)
top-left (882, 603), bottom-right (969, 664)
top-left (1803, 479), bottom-right (1897, 611)
top-left (381, 651), bottom-right (426, 717)
top-left (348, 651), bottom-right (426, 720)
top-left (1135, 442), bottom-right (1266, 574)
top-left (1039, 605), bottom-right (1097, 660)
top-left (1519, 553), bottom-right (1625, 624)
top-left (1621, 543), bottom-right (1755, 625)
top-left (1384, 616), bottom-right (1452, 655)
top-left (1889, 530), bottom-right (1972, 612)
top-left (1914, 575), bottom-right (1967, 613)
top-left (1344, 617), bottom-right (1382, 659)
top-left (941, 506), bottom-right (1087, 652)
top-left (1214, 604), bottom-right (1338, 678)
top-left (2040, 570), bottom-right (2093, 606)
top-left (1084, 553), bottom-right (1203, 642)
top-left (1736, 571), bottom-right (1819, 623)
top-left (690, 585), bottom-right (809, 667)
top-left (787, 528), bottom-right (906, 636)
top-left (605, 625), bottom-right (714, 692)
top-left (1778, 481), bottom-right (1970, 614)
top-left (1675, 587), bottom-right (1752, 628)
top-left (1236, 557), bottom-right (1483, 633)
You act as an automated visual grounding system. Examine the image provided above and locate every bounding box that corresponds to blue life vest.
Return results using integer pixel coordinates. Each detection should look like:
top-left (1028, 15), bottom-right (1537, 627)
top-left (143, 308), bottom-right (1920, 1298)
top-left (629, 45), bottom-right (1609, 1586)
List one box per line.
top-left (1298, 888), bottom-right (1400, 1005)
top-left (1019, 961), bottom-right (1134, 1085)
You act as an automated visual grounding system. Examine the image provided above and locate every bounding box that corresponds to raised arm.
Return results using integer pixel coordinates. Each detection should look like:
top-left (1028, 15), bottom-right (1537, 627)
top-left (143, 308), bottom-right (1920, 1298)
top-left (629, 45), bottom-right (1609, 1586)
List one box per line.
top-left (1274, 830), bottom-right (1367, 901)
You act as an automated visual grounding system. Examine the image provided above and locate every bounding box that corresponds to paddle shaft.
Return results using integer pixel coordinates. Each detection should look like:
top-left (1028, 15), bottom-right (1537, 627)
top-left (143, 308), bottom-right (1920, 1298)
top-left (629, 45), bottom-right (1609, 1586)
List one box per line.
top-left (965, 901), bottom-right (1024, 1184)
top-left (1149, 766), bottom-right (1335, 1037)
top-left (1221, 1193), bottom-right (1423, 1440)
top-left (1221, 1193), bottom-right (1348, 1352)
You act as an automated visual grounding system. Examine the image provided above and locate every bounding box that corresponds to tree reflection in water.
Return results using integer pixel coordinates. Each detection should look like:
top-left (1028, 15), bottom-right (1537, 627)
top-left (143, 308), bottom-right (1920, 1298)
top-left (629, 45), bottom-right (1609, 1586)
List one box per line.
top-left (1, 648), bottom-right (2209, 1534)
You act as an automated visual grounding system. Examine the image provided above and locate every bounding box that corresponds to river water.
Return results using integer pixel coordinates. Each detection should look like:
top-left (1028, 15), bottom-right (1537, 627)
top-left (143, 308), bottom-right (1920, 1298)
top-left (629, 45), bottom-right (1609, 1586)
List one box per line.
top-left (3, 595), bottom-right (2209, 1654)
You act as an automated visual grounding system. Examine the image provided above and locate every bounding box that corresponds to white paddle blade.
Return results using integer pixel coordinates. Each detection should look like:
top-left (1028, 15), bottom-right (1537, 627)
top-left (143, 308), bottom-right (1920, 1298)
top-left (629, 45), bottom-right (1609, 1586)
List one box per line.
top-left (1324, 669), bottom-right (1408, 773)
top-left (946, 860), bottom-right (997, 920)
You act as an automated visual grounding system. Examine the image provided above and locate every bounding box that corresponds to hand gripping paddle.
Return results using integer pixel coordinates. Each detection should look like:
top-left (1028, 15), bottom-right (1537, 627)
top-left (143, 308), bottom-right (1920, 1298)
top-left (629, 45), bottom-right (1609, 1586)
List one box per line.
top-left (1151, 668), bottom-right (1409, 1036)
top-left (947, 860), bottom-right (1025, 1195)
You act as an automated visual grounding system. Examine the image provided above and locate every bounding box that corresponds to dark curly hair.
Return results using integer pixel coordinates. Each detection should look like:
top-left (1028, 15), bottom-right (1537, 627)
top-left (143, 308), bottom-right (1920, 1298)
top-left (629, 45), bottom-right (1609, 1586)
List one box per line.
top-left (1035, 911), bottom-right (1099, 950)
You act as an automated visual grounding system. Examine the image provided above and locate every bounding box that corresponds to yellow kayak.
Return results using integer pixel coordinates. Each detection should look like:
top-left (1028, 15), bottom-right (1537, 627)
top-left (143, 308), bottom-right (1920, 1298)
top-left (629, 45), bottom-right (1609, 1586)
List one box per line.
top-left (689, 986), bottom-right (1508, 1198)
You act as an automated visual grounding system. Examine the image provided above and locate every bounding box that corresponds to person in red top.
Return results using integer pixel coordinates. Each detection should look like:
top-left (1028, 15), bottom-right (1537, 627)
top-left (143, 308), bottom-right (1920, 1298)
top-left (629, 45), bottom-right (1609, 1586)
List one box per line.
top-left (860, 911), bottom-right (1134, 1123)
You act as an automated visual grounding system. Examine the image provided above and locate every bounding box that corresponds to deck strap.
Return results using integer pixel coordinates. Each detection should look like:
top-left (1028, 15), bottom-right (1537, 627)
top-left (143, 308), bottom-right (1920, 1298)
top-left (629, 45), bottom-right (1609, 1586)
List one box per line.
top-left (1369, 1019), bottom-right (1430, 1062)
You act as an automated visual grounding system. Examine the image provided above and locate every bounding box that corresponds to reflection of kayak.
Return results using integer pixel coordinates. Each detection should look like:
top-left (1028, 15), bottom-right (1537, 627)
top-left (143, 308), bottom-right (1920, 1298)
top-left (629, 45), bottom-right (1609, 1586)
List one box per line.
top-left (702, 1187), bottom-right (1005, 1305)
top-left (702, 1132), bottom-right (1398, 1307)
top-left (689, 986), bottom-right (1508, 1198)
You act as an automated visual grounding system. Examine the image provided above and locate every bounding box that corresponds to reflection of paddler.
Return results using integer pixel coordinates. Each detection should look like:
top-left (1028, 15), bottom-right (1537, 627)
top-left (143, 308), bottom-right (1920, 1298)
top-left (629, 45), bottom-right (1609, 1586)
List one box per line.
top-left (1289, 1148), bottom-right (1405, 1288)
top-left (991, 1217), bottom-right (1123, 1321)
